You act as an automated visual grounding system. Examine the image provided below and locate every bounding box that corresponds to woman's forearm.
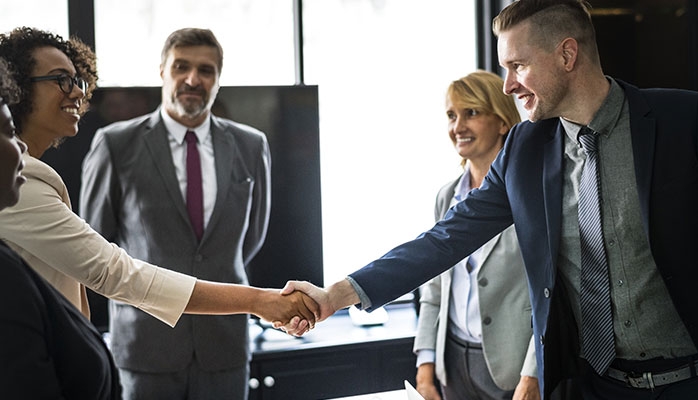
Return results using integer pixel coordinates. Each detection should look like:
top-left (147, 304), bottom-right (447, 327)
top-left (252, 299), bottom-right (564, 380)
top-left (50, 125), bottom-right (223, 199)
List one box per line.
top-left (184, 280), bottom-right (318, 325)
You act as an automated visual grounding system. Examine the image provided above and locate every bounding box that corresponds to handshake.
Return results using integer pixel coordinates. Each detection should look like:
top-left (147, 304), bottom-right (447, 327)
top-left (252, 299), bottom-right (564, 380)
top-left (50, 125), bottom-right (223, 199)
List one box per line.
top-left (254, 279), bottom-right (361, 336)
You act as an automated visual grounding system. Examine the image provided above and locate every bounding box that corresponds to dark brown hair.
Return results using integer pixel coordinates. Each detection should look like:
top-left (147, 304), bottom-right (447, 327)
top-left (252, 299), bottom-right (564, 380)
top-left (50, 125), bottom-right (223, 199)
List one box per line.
top-left (160, 28), bottom-right (223, 73)
top-left (0, 58), bottom-right (20, 106)
top-left (0, 27), bottom-right (98, 134)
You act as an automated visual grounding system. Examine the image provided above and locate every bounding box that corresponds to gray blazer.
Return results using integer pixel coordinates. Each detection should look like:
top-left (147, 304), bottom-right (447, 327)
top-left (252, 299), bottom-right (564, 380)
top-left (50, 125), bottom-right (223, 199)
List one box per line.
top-left (80, 108), bottom-right (271, 372)
top-left (413, 176), bottom-right (536, 390)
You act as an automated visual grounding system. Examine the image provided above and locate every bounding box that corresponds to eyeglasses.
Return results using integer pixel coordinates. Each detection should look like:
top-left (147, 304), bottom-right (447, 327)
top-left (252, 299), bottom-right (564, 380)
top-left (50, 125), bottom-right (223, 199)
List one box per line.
top-left (30, 73), bottom-right (87, 95)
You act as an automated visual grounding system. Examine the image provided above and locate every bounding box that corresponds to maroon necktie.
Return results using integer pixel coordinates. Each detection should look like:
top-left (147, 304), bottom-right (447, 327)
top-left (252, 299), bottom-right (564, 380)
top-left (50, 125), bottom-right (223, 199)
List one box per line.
top-left (185, 131), bottom-right (204, 241)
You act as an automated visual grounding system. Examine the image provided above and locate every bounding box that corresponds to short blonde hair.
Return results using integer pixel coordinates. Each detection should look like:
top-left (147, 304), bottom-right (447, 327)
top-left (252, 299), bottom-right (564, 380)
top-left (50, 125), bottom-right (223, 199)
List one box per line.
top-left (446, 70), bottom-right (520, 167)
top-left (447, 70), bottom-right (521, 133)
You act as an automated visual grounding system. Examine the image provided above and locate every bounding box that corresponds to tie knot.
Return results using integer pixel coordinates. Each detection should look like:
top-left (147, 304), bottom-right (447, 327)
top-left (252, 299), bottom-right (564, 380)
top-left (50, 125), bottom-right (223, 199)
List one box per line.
top-left (185, 130), bottom-right (198, 144)
top-left (577, 127), bottom-right (598, 153)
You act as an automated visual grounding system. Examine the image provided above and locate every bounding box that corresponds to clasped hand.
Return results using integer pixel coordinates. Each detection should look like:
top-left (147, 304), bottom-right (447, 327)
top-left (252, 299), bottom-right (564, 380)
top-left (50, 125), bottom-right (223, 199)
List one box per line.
top-left (251, 287), bottom-right (318, 335)
top-left (272, 280), bottom-right (339, 336)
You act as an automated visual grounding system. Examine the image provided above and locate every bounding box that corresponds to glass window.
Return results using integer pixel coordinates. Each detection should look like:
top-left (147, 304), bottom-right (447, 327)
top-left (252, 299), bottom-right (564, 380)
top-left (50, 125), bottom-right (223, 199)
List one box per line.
top-left (304, 0), bottom-right (477, 285)
top-left (0, 1), bottom-right (69, 38)
top-left (94, 0), bottom-right (294, 86)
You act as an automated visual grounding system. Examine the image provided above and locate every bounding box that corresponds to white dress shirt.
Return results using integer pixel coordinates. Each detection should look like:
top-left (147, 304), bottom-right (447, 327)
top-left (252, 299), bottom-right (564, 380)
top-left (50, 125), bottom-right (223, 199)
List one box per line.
top-left (448, 164), bottom-right (485, 344)
top-left (160, 109), bottom-right (217, 230)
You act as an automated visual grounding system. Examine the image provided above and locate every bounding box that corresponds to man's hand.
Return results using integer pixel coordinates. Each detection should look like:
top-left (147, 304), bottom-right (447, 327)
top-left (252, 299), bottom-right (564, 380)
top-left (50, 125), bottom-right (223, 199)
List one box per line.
top-left (254, 288), bottom-right (319, 335)
top-left (513, 375), bottom-right (540, 400)
top-left (274, 279), bottom-right (361, 335)
top-left (280, 281), bottom-right (336, 321)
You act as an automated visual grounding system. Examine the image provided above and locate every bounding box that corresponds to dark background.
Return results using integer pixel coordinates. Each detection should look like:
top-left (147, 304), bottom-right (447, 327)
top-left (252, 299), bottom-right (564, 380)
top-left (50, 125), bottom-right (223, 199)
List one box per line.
top-left (477, 0), bottom-right (697, 90)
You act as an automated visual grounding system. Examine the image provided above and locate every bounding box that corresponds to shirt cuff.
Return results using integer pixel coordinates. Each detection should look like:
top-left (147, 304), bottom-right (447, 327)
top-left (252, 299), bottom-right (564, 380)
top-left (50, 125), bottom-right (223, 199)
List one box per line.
top-left (138, 267), bottom-right (197, 327)
top-left (416, 349), bottom-right (436, 367)
top-left (345, 276), bottom-right (372, 310)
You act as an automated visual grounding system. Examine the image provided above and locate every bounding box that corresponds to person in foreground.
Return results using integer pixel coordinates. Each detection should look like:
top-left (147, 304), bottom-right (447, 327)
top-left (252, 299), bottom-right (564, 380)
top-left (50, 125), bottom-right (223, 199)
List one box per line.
top-left (282, 1), bottom-right (698, 399)
top-left (413, 70), bottom-right (539, 400)
top-left (0, 58), bottom-right (121, 399)
top-left (0, 25), bottom-right (315, 383)
top-left (79, 28), bottom-right (276, 399)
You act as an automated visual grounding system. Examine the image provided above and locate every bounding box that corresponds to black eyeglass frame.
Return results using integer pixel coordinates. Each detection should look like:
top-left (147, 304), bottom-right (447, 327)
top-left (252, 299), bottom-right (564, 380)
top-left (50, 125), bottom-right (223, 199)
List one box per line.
top-left (29, 73), bottom-right (87, 95)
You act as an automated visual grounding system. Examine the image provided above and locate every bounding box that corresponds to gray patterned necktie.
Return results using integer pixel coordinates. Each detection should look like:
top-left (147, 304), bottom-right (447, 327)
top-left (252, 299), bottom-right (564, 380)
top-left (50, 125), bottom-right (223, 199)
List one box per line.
top-left (577, 126), bottom-right (616, 375)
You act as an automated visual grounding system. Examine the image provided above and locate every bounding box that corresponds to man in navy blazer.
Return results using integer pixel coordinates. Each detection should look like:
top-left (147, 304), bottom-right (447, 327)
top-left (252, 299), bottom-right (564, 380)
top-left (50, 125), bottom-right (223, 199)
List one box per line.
top-left (282, 1), bottom-right (698, 399)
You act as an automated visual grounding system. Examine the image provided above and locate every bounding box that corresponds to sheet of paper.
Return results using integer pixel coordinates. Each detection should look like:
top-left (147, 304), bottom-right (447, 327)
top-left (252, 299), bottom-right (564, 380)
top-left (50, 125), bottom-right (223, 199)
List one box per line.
top-left (404, 380), bottom-right (425, 400)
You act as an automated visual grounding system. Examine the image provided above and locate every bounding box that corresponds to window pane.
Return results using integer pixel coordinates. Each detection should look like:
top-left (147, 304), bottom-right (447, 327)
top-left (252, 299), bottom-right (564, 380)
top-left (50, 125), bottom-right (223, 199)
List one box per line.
top-left (304, 0), bottom-right (477, 285)
top-left (94, 0), bottom-right (294, 86)
top-left (0, 1), bottom-right (69, 38)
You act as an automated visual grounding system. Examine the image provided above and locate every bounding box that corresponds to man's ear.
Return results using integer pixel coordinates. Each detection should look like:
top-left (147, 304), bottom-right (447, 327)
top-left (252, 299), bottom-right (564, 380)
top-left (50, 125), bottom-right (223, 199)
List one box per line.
top-left (560, 37), bottom-right (578, 71)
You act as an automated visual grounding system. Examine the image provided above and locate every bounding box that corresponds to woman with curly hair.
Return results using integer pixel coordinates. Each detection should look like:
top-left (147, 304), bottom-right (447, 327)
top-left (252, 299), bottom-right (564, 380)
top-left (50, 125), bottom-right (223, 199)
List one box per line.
top-left (0, 56), bottom-right (121, 399)
top-left (0, 27), bottom-right (316, 335)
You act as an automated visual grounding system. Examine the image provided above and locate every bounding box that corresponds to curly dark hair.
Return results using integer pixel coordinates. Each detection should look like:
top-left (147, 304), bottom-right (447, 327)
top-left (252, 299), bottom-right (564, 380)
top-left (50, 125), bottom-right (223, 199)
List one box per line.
top-left (0, 58), bottom-right (20, 106)
top-left (0, 27), bottom-right (98, 134)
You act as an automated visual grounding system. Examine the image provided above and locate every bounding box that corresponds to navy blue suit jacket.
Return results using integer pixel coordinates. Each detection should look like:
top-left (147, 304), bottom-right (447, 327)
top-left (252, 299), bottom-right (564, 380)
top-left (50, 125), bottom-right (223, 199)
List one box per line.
top-left (350, 80), bottom-right (698, 398)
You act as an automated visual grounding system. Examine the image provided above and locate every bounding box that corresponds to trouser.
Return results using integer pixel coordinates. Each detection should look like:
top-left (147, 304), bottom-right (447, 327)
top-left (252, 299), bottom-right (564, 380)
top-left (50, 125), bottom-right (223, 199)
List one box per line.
top-left (118, 357), bottom-right (249, 400)
top-left (442, 333), bottom-right (514, 400)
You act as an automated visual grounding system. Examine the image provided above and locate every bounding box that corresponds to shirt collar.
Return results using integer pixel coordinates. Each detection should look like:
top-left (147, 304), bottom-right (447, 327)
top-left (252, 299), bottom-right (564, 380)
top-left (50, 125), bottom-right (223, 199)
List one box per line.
top-left (560, 76), bottom-right (625, 143)
top-left (160, 107), bottom-right (211, 144)
top-left (453, 162), bottom-right (473, 202)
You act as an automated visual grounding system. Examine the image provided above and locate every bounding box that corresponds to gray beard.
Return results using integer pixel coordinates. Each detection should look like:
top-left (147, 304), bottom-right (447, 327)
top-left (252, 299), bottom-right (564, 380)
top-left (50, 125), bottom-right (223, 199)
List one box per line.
top-left (172, 98), bottom-right (207, 120)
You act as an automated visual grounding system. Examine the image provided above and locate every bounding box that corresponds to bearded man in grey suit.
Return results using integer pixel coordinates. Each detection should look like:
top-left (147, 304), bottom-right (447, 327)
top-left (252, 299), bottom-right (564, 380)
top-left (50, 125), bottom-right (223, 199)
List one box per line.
top-left (80, 28), bottom-right (271, 400)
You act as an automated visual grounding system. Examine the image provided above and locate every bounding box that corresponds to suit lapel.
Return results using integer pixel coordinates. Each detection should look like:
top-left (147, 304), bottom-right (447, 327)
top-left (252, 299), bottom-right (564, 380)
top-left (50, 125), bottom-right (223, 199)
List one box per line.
top-left (142, 110), bottom-right (191, 230)
top-left (477, 232), bottom-right (503, 270)
top-left (542, 122), bottom-right (565, 278)
top-left (623, 83), bottom-right (655, 239)
top-left (203, 117), bottom-right (239, 240)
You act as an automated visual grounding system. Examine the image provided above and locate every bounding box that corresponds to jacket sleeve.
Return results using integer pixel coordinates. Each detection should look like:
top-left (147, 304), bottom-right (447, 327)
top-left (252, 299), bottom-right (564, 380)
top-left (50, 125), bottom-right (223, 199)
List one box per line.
top-left (0, 248), bottom-right (65, 399)
top-left (413, 273), bottom-right (442, 353)
top-left (350, 164), bottom-right (513, 311)
top-left (413, 181), bottom-right (456, 353)
top-left (80, 129), bottom-right (120, 245)
top-left (0, 153), bottom-right (196, 327)
top-left (520, 334), bottom-right (538, 377)
top-left (242, 133), bottom-right (272, 266)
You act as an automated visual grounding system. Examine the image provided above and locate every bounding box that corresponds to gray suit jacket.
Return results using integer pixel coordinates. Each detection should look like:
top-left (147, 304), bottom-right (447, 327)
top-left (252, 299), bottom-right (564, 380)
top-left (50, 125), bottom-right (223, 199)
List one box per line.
top-left (80, 108), bottom-right (271, 372)
top-left (413, 176), bottom-right (536, 390)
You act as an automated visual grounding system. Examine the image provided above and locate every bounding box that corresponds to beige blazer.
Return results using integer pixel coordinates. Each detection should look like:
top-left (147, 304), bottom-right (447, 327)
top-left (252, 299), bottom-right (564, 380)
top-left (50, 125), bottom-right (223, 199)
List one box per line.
top-left (413, 176), bottom-right (536, 390)
top-left (0, 154), bottom-right (195, 326)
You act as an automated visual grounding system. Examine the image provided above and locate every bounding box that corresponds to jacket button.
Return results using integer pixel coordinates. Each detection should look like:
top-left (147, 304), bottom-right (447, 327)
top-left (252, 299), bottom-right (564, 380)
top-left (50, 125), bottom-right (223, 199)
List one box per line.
top-left (482, 317), bottom-right (492, 325)
top-left (479, 278), bottom-right (488, 287)
top-left (194, 254), bottom-right (203, 262)
top-left (544, 288), bottom-right (550, 298)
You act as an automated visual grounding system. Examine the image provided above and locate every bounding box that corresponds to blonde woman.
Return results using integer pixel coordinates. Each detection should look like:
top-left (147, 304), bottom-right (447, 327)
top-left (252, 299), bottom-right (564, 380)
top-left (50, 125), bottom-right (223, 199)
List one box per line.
top-left (413, 71), bottom-right (537, 400)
